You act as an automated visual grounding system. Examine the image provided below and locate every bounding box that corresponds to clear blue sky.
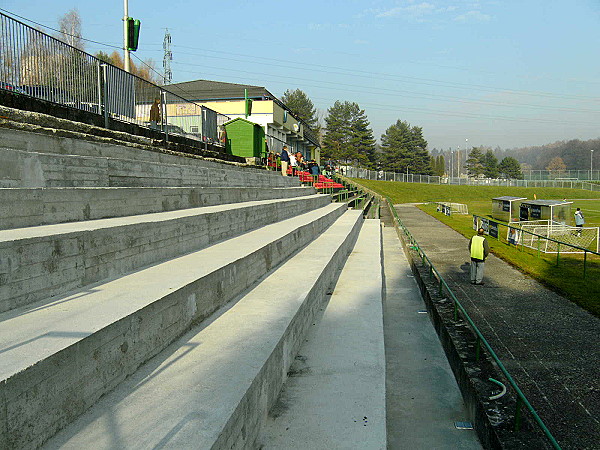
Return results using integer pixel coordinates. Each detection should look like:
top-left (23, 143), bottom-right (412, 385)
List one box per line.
top-left (3, 0), bottom-right (600, 151)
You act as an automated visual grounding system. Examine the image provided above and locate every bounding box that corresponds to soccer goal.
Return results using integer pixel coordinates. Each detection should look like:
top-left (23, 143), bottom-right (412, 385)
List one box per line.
top-left (517, 221), bottom-right (599, 253)
top-left (436, 202), bottom-right (469, 214)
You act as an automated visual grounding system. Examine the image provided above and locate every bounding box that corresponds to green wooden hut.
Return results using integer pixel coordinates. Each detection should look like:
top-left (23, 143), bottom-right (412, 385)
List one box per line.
top-left (223, 118), bottom-right (266, 158)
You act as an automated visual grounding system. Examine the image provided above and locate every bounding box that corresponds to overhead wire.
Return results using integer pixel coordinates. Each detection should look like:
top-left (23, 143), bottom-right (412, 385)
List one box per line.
top-left (169, 60), bottom-right (600, 114)
top-left (172, 67), bottom-right (598, 126)
top-left (3, 6), bottom-right (594, 104)
top-left (169, 45), bottom-right (599, 102)
top-left (2, 7), bottom-right (598, 127)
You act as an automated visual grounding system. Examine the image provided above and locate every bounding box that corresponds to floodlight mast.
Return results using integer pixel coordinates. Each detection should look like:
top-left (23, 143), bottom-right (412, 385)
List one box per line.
top-left (123, 0), bottom-right (130, 72)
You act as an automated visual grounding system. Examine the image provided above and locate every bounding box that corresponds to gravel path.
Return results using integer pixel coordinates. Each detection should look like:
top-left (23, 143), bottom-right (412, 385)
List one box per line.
top-left (395, 205), bottom-right (600, 450)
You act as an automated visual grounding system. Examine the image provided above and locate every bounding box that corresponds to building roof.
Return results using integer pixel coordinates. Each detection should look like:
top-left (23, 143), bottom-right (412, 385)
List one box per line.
top-left (223, 117), bottom-right (259, 127)
top-left (165, 79), bottom-right (320, 147)
top-left (165, 79), bottom-right (276, 102)
top-left (493, 196), bottom-right (527, 201)
top-left (522, 200), bottom-right (572, 206)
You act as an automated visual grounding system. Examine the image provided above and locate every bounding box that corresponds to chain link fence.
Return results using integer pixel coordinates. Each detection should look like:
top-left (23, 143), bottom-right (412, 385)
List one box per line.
top-left (0, 12), bottom-right (228, 145)
top-left (342, 166), bottom-right (600, 192)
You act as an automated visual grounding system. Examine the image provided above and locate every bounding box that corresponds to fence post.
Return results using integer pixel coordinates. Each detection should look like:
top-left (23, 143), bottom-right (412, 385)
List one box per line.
top-left (161, 90), bottom-right (168, 143)
top-left (583, 251), bottom-right (588, 279)
top-left (101, 64), bottom-right (109, 129)
top-left (556, 243), bottom-right (560, 266)
top-left (96, 61), bottom-right (103, 116)
top-left (514, 397), bottom-right (524, 431)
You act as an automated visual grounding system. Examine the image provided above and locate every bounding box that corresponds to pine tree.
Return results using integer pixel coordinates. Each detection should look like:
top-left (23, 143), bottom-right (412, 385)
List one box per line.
top-left (499, 157), bottom-right (523, 179)
top-left (434, 155), bottom-right (446, 176)
top-left (482, 150), bottom-right (499, 178)
top-left (380, 120), bottom-right (432, 174)
top-left (281, 89), bottom-right (318, 131)
top-left (465, 147), bottom-right (485, 176)
top-left (322, 101), bottom-right (376, 167)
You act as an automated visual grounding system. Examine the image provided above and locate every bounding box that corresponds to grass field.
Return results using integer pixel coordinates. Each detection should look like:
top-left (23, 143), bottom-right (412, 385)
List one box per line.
top-left (352, 179), bottom-right (600, 317)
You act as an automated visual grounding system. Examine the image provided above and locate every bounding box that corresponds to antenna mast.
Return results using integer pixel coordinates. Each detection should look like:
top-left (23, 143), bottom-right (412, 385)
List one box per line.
top-left (162, 28), bottom-right (172, 85)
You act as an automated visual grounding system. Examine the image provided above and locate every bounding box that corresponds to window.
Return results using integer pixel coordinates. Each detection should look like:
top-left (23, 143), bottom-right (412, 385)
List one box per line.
top-left (190, 126), bottom-right (199, 133)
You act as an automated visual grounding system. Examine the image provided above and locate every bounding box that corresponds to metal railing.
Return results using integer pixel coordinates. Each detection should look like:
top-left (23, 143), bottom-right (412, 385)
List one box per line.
top-left (386, 198), bottom-right (561, 449)
top-left (472, 214), bottom-right (600, 278)
top-left (0, 12), bottom-right (228, 145)
top-left (332, 176), bottom-right (378, 216)
top-left (342, 166), bottom-right (600, 192)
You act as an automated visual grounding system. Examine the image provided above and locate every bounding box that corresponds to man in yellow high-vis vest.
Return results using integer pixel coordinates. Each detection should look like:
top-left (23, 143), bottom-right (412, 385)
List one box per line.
top-left (469, 228), bottom-right (490, 285)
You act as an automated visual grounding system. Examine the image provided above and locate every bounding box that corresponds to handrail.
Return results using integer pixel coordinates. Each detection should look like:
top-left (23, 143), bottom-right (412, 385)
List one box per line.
top-left (385, 197), bottom-right (562, 450)
top-left (332, 175), bottom-right (376, 215)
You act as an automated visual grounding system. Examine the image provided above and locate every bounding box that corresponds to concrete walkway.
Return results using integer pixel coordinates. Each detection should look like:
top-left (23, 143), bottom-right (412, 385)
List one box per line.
top-left (259, 220), bottom-right (387, 449)
top-left (395, 205), bottom-right (600, 450)
top-left (382, 226), bottom-right (481, 449)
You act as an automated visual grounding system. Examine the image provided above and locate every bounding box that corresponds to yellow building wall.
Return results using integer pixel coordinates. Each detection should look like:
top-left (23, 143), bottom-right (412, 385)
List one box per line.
top-left (195, 100), bottom-right (274, 116)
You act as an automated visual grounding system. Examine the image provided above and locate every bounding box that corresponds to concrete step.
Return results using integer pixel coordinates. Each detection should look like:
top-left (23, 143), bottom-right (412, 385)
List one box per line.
top-left (0, 145), bottom-right (298, 188)
top-left (1, 126), bottom-right (221, 164)
top-left (0, 126), bottom-right (273, 178)
top-left (41, 210), bottom-right (364, 450)
top-left (0, 203), bottom-right (349, 449)
top-left (0, 186), bottom-right (316, 230)
top-left (0, 194), bottom-right (332, 313)
top-left (258, 219), bottom-right (386, 449)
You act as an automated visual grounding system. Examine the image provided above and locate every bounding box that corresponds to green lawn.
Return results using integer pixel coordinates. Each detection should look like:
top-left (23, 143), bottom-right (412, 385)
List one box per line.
top-left (353, 179), bottom-right (600, 317)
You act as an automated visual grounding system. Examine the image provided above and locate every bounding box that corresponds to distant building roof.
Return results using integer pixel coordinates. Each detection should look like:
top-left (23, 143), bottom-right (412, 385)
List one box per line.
top-left (493, 196), bottom-right (527, 201)
top-left (165, 79), bottom-right (276, 102)
top-left (165, 79), bottom-right (319, 147)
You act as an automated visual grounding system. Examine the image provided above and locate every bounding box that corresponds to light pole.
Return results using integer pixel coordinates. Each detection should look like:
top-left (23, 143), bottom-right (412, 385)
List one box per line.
top-left (591, 149), bottom-right (594, 181)
top-left (451, 151), bottom-right (454, 179)
top-left (465, 138), bottom-right (468, 178)
top-left (123, 0), bottom-right (131, 73)
top-left (457, 146), bottom-right (461, 177)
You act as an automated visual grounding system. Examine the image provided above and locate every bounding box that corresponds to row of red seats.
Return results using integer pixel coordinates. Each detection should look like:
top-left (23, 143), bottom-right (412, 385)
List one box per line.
top-left (293, 170), bottom-right (344, 189)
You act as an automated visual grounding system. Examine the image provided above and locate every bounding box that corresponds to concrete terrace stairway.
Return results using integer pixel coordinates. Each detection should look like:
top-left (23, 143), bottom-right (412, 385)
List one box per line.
top-left (0, 126), bottom-right (385, 449)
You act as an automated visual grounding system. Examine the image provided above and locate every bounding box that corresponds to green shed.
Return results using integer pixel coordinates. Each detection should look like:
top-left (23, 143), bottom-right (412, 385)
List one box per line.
top-left (223, 118), bottom-right (266, 158)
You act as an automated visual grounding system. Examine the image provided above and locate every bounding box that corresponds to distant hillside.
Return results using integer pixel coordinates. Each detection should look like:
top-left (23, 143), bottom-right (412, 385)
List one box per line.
top-left (500, 138), bottom-right (600, 170)
top-left (431, 138), bottom-right (600, 171)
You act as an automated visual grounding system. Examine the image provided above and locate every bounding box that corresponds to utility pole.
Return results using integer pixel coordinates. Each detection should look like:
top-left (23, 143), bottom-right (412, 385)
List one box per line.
top-left (163, 29), bottom-right (172, 85)
top-left (123, 0), bottom-right (131, 72)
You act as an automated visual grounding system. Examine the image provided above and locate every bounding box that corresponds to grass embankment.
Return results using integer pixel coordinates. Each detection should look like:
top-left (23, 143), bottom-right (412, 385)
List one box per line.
top-left (354, 179), bottom-right (600, 317)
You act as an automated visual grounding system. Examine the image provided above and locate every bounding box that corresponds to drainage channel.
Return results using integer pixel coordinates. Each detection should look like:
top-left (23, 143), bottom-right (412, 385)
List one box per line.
top-left (382, 225), bottom-right (482, 449)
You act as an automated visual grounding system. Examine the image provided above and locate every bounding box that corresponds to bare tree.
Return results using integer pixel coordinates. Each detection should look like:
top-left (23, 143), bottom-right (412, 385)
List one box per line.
top-left (58, 9), bottom-right (84, 50)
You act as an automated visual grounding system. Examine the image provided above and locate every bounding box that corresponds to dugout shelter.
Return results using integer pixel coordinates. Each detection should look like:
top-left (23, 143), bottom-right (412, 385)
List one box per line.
top-left (518, 200), bottom-right (572, 224)
top-left (492, 196), bottom-right (527, 222)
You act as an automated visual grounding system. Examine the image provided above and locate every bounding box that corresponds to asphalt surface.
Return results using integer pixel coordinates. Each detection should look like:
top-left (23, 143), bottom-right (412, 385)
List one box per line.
top-left (395, 205), bottom-right (600, 450)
